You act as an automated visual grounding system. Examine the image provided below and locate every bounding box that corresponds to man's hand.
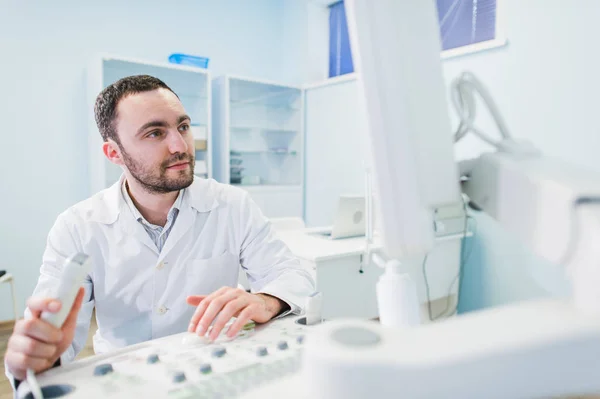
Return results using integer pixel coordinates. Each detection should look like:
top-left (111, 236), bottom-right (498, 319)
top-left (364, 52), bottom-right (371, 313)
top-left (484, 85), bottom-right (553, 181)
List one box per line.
top-left (186, 287), bottom-right (289, 341)
top-left (5, 288), bottom-right (85, 381)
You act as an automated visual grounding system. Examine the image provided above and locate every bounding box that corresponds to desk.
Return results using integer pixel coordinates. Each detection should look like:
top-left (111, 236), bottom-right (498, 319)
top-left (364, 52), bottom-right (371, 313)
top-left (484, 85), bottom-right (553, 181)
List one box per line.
top-left (278, 227), bottom-right (383, 262)
top-left (276, 228), bottom-right (471, 321)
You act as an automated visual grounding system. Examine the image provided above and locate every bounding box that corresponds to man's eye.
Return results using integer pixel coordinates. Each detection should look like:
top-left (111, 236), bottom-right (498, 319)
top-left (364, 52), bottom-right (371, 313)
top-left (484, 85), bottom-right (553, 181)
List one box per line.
top-left (147, 130), bottom-right (162, 138)
top-left (179, 124), bottom-right (190, 133)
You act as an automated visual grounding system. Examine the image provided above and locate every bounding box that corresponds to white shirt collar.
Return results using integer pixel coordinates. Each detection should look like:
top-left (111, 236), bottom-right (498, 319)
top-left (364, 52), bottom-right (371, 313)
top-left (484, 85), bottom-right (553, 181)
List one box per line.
top-left (86, 175), bottom-right (220, 225)
top-left (120, 179), bottom-right (184, 227)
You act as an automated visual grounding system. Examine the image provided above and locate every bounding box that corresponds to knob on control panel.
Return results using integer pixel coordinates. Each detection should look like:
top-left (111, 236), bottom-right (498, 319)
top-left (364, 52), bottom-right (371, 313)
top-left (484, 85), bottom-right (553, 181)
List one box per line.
top-left (172, 371), bottom-right (186, 383)
top-left (212, 346), bottom-right (227, 358)
top-left (277, 341), bottom-right (289, 350)
top-left (93, 364), bottom-right (113, 376)
top-left (256, 346), bottom-right (269, 357)
top-left (147, 354), bottom-right (160, 364)
top-left (199, 363), bottom-right (212, 374)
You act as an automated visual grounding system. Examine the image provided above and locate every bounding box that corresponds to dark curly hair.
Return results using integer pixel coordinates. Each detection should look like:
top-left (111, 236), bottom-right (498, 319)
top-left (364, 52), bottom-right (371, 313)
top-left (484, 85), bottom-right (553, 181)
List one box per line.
top-left (94, 75), bottom-right (177, 143)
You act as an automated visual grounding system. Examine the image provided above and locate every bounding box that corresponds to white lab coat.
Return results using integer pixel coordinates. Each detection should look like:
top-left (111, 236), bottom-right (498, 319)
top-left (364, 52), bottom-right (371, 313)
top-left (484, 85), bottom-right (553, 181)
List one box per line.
top-left (10, 177), bottom-right (314, 377)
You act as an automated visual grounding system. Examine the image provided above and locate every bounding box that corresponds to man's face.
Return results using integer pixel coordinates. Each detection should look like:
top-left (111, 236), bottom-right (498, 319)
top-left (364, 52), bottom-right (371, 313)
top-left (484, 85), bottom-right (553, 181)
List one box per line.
top-left (109, 88), bottom-right (195, 193)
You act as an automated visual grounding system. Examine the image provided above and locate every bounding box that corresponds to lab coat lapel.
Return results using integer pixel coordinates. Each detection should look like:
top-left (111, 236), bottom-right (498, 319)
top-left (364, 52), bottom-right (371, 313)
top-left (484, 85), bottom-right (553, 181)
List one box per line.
top-left (120, 203), bottom-right (160, 255)
top-left (110, 177), bottom-right (159, 255)
top-left (158, 178), bottom-right (219, 260)
top-left (158, 204), bottom-right (194, 261)
top-left (89, 177), bottom-right (160, 255)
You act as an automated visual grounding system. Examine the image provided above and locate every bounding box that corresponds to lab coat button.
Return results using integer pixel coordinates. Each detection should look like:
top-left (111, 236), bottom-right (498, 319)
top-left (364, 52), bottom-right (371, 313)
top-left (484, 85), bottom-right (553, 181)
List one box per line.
top-left (156, 262), bottom-right (165, 270)
top-left (157, 306), bottom-right (168, 315)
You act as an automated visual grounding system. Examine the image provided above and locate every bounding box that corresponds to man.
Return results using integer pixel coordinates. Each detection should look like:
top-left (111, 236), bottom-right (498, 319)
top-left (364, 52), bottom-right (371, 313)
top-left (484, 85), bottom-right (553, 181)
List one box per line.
top-left (5, 75), bottom-right (315, 386)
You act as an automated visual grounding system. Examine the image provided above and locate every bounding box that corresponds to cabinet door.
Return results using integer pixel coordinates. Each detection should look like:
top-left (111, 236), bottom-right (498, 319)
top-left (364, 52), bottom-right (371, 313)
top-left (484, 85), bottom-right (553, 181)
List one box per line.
top-left (227, 78), bottom-right (303, 186)
top-left (304, 78), bottom-right (370, 227)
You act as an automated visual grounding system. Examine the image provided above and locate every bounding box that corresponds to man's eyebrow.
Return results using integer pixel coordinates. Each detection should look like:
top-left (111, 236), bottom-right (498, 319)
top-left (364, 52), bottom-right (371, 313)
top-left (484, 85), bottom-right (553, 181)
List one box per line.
top-left (136, 115), bottom-right (191, 136)
top-left (137, 120), bottom-right (168, 136)
top-left (178, 115), bottom-right (191, 124)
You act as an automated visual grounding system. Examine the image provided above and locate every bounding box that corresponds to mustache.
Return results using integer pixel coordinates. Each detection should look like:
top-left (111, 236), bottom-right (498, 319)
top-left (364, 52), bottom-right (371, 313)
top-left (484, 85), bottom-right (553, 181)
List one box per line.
top-left (163, 153), bottom-right (193, 168)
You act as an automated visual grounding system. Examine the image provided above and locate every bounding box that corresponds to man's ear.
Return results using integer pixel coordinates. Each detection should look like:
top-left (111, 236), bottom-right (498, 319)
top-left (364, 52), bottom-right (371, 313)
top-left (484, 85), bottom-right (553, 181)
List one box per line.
top-left (102, 139), bottom-right (124, 166)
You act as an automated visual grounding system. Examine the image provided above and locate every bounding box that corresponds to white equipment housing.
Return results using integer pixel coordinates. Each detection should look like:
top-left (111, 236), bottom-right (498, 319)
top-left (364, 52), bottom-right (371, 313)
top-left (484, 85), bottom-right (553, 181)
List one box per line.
top-left (344, 0), bottom-right (461, 261)
top-left (293, 0), bottom-right (600, 398)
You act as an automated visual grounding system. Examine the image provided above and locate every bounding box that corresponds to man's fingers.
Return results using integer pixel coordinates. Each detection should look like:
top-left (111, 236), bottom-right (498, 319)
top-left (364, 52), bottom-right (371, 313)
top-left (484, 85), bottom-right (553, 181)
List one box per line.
top-left (208, 298), bottom-right (247, 341)
top-left (186, 295), bottom-right (206, 307)
top-left (188, 287), bottom-right (231, 333)
top-left (26, 297), bottom-right (61, 318)
top-left (226, 308), bottom-right (255, 338)
top-left (5, 350), bottom-right (53, 377)
top-left (61, 287), bottom-right (85, 332)
top-left (13, 319), bottom-right (63, 344)
top-left (8, 335), bottom-right (57, 359)
top-left (195, 289), bottom-right (241, 336)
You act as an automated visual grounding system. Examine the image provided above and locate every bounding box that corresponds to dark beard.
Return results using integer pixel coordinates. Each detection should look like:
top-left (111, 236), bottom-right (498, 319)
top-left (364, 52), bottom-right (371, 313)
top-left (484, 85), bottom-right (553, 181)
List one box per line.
top-left (119, 145), bottom-right (195, 194)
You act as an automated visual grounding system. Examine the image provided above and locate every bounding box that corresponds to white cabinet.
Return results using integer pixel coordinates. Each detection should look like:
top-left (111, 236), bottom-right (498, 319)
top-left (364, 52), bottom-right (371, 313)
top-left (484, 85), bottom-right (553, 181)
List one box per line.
top-left (212, 75), bottom-right (304, 218)
top-left (88, 55), bottom-right (211, 193)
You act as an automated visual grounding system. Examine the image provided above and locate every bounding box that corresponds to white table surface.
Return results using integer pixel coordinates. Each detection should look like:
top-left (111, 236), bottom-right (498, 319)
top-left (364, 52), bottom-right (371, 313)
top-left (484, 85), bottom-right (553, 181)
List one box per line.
top-left (276, 228), bottom-right (470, 263)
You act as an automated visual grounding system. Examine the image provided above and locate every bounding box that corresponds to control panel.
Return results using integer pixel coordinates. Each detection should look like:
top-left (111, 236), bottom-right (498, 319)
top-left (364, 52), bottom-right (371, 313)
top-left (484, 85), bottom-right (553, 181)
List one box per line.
top-left (17, 316), bottom-right (309, 399)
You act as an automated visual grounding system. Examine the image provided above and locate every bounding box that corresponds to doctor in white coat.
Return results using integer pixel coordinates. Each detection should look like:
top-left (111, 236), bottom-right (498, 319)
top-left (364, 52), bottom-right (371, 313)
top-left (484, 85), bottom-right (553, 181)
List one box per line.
top-left (5, 75), bottom-right (315, 385)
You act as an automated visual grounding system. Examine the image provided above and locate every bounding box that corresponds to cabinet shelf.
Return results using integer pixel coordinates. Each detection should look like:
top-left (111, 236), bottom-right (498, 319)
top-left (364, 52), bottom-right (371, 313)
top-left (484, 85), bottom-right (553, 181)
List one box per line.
top-left (232, 184), bottom-right (303, 189)
top-left (213, 75), bottom-right (304, 218)
top-left (230, 101), bottom-right (300, 112)
top-left (230, 126), bottom-right (298, 134)
top-left (228, 82), bottom-right (300, 107)
top-left (230, 150), bottom-right (298, 155)
top-left (194, 139), bottom-right (207, 151)
top-left (263, 128), bottom-right (298, 135)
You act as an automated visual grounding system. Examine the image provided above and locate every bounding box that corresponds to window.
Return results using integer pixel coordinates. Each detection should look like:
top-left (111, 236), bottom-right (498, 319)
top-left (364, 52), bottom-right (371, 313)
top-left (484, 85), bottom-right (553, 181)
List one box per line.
top-left (328, 0), bottom-right (503, 77)
top-left (437, 0), bottom-right (498, 52)
top-left (328, 1), bottom-right (354, 78)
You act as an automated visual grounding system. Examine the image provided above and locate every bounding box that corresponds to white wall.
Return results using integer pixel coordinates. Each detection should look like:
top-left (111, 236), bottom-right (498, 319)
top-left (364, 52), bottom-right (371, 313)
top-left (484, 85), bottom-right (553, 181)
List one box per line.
top-left (446, 0), bottom-right (600, 171)
top-left (282, 1), bottom-right (329, 85)
top-left (302, 0), bottom-right (596, 312)
top-left (444, 0), bottom-right (600, 311)
top-left (0, 0), bottom-right (305, 322)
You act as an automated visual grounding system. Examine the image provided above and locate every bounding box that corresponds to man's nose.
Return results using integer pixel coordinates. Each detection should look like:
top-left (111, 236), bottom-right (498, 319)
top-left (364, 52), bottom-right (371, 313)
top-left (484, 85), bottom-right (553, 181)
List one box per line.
top-left (167, 130), bottom-right (188, 153)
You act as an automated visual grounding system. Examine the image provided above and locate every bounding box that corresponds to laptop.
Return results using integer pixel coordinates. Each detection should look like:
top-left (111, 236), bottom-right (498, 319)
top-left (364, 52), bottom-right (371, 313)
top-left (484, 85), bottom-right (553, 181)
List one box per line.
top-left (314, 195), bottom-right (366, 240)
